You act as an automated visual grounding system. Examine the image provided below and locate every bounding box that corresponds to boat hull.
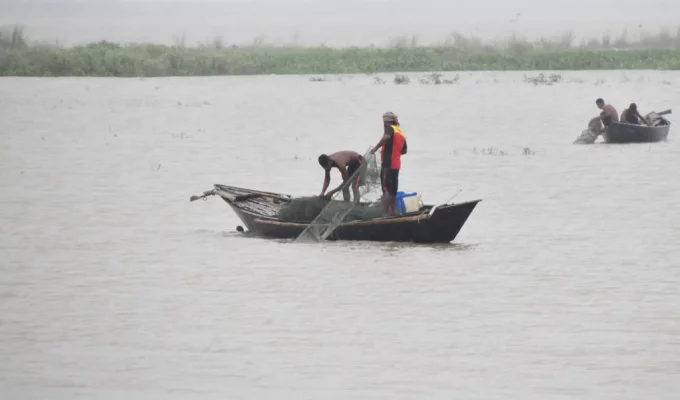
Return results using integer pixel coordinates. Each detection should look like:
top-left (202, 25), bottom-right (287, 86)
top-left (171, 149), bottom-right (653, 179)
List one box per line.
top-left (210, 185), bottom-right (480, 244)
top-left (603, 115), bottom-right (670, 144)
top-left (229, 200), bottom-right (479, 243)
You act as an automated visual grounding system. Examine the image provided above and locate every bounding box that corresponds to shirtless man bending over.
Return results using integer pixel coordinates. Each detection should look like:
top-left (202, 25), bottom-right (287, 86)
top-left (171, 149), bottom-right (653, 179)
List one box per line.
top-left (318, 151), bottom-right (365, 202)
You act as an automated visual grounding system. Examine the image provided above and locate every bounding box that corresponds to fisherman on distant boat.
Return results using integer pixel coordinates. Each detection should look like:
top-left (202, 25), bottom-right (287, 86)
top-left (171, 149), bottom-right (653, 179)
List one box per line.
top-left (620, 103), bottom-right (648, 125)
top-left (371, 111), bottom-right (407, 214)
top-left (318, 151), bottom-right (365, 202)
top-left (596, 98), bottom-right (619, 129)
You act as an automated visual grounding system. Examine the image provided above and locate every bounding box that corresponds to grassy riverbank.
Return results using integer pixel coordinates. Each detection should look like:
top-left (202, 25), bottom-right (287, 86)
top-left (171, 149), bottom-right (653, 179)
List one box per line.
top-left (2, 26), bottom-right (680, 77)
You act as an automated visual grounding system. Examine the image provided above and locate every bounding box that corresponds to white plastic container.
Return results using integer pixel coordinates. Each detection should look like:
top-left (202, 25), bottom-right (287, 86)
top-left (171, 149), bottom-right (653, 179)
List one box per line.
top-left (402, 194), bottom-right (423, 213)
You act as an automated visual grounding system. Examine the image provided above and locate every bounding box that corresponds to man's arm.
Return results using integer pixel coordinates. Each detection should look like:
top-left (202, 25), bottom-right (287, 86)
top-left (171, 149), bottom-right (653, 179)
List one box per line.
top-left (326, 168), bottom-right (350, 197)
top-left (636, 110), bottom-right (649, 125)
top-left (320, 169), bottom-right (331, 196)
top-left (371, 134), bottom-right (389, 154)
top-left (371, 126), bottom-right (394, 154)
top-left (401, 140), bottom-right (407, 155)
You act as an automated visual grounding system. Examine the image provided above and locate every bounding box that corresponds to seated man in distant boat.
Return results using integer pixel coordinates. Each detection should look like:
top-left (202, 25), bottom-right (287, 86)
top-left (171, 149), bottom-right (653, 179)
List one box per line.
top-left (595, 98), bottom-right (619, 130)
top-left (318, 151), bottom-right (365, 202)
top-left (620, 103), bottom-right (649, 125)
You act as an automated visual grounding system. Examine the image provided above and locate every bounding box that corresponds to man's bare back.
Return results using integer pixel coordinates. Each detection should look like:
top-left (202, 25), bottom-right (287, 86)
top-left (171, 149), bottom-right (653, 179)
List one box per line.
top-left (595, 98), bottom-right (619, 129)
top-left (602, 104), bottom-right (619, 120)
top-left (318, 150), bottom-right (364, 202)
top-left (327, 151), bottom-right (362, 169)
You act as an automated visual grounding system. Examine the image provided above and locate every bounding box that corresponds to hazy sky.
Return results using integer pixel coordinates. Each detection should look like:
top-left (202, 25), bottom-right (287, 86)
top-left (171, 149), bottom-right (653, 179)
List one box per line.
top-left (1, 0), bottom-right (678, 46)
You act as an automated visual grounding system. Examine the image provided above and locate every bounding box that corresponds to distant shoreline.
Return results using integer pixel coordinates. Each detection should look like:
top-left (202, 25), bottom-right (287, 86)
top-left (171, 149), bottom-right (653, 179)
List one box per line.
top-left (2, 26), bottom-right (680, 77)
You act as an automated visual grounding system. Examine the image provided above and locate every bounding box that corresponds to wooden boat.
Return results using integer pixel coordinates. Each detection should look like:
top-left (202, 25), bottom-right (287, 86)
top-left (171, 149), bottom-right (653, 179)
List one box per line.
top-left (190, 184), bottom-right (481, 244)
top-left (603, 109), bottom-right (671, 144)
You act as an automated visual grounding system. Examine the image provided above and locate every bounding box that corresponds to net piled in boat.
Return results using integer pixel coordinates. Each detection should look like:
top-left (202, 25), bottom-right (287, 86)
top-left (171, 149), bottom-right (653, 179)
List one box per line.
top-left (291, 148), bottom-right (385, 242)
top-left (278, 197), bottom-right (384, 223)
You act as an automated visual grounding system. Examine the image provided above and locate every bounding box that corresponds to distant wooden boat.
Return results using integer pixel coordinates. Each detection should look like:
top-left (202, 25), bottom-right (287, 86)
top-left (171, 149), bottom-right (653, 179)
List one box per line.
top-left (189, 185), bottom-right (481, 244)
top-left (603, 109), bottom-right (671, 144)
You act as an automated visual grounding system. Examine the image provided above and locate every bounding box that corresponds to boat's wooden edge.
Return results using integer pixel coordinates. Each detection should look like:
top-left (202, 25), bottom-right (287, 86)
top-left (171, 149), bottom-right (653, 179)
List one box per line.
top-left (250, 199), bottom-right (483, 228)
top-left (254, 213), bottom-right (432, 228)
top-left (212, 185), bottom-right (482, 208)
top-left (213, 184), bottom-right (290, 199)
top-left (213, 187), bottom-right (291, 203)
top-left (211, 185), bottom-right (482, 224)
top-left (610, 117), bottom-right (671, 129)
top-left (609, 122), bottom-right (671, 129)
top-left (435, 199), bottom-right (483, 207)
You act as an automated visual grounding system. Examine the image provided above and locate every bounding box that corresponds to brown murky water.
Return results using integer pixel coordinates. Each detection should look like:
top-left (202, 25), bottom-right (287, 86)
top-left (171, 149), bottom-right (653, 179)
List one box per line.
top-left (1, 71), bottom-right (680, 399)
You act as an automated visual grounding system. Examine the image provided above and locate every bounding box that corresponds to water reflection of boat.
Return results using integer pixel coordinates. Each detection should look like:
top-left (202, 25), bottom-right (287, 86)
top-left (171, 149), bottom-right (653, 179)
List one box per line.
top-left (190, 185), bottom-right (481, 244)
top-left (603, 109), bottom-right (671, 144)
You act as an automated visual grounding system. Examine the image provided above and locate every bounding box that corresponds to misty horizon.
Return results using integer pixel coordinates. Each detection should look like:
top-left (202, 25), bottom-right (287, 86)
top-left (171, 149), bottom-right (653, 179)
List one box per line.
top-left (2, 0), bottom-right (679, 47)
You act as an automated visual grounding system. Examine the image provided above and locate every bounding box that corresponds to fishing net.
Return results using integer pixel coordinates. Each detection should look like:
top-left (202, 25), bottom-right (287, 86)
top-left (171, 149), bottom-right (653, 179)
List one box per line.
top-left (278, 197), bottom-right (385, 223)
top-left (291, 148), bottom-right (386, 242)
top-left (573, 116), bottom-right (603, 144)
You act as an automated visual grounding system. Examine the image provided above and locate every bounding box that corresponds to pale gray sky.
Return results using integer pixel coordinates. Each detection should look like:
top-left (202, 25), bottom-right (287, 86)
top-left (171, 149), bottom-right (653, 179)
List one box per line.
top-left (1, 0), bottom-right (678, 46)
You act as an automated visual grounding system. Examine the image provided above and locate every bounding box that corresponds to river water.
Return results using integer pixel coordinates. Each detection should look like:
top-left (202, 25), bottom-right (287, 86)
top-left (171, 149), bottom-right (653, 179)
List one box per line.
top-left (1, 71), bottom-right (679, 399)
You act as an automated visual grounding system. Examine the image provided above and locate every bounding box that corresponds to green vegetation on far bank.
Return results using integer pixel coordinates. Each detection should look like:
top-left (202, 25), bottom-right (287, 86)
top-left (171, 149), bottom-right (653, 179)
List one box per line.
top-left (2, 25), bottom-right (680, 77)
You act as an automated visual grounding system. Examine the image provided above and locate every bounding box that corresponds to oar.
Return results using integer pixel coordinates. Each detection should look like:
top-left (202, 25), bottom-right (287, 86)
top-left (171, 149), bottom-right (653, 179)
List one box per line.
top-left (656, 109), bottom-right (672, 116)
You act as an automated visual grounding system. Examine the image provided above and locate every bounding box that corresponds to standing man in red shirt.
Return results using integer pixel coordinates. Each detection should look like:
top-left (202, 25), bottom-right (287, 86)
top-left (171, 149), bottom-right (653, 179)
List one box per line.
top-left (371, 111), bottom-right (407, 214)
